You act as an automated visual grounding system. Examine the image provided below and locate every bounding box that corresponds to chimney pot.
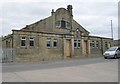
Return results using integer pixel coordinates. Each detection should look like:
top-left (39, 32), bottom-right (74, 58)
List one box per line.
top-left (67, 5), bottom-right (73, 16)
top-left (51, 9), bottom-right (55, 16)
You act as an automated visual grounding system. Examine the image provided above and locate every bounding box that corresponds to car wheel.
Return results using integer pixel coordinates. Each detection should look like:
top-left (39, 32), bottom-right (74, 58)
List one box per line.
top-left (104, 57), bottom-right (107, 59)
top-left (114, 54), bottom-right (117, 59)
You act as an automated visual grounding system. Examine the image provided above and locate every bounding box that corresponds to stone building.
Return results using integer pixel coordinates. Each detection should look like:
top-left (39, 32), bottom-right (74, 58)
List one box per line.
top-left (2, 5), bottom-right (113, 62)
top-left (114, 39), bottom-right (120, 46)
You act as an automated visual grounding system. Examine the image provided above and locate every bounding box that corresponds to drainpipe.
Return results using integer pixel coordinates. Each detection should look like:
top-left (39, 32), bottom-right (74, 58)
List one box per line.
top-left (101, 38), bottom-right (103, 54)
top-left (51, 9), bottom-right (55, 32)
top-left (12, 32), bottom-right (14, 62)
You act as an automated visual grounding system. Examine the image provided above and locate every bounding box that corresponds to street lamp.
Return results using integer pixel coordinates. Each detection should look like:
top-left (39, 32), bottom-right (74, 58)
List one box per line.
top-left (111, 20), bottom-right (113, 40)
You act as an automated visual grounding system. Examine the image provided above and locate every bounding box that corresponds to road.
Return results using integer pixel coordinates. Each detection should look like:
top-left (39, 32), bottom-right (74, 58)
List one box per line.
top-left (2, 57), bottom-right (118, 82)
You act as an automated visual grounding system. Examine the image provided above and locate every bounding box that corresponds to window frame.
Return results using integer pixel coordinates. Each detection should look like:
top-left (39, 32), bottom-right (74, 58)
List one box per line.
top-left (29, 37), bottom-right (35, 47)
top-left (21, 37), bottom-right (26, 47)
top-left (96, 41), bottom-right (99, 48)
top-left (105, 42), bottom-right (108, 48)
top-left (90, 41), bottom-right (95, 48)
top-left (74, 40), bottom-right (77, 48)
top-left (53, 39), bottom-right (58, 48)
top-left (55, 21), bottom-right (61, 28)
top-left (77, 40), bottom-right (81, 48)
top-left (61, 20), bottom-right (66, 28)
top-left (55, 20), bottom-right (71, 29)
top-left (66, 21), bottom-right (71, 29)
top-left (46, 38), bottom-right (51, 48)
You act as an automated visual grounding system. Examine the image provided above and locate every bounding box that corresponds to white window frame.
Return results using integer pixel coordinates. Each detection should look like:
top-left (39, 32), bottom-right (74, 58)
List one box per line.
top-left (77, 39), bottom-right (81, 48)
top-left (91, 41), bottom-right (95, 48)
top-left (53, 39), bottom-right (58, 48)
top-left (66, 21), bottom-right (70, 29)
top-left (96, 41), bottom-right (99, 48)
top-left (74, 39), bottom-right (77, 48)
top-left (56, 20), bottom-right (61, 28)
top-left (21, 37), bottom-right (26, 47)
top-left (105, 42), bottom-right (108, 48)
top-left (56, 20), bottom-right (71, 29)
top-left (46, 38), bottom-right (51, 48)
top-left (29, 37), bottom-right (35, 47)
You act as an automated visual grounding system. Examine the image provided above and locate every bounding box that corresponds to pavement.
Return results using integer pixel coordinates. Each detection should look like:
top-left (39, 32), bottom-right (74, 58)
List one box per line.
top-left (2, 57), bottom-right (118, 82)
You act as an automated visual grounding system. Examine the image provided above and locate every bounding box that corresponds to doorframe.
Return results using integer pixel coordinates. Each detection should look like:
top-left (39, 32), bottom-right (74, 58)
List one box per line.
top-left (82, 39), bottom-right (89, 56)
top-left (63, 38), bottom-right (73, 59)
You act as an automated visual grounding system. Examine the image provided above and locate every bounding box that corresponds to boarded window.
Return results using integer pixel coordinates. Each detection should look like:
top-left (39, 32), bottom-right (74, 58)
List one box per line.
top-left (29, 37), bottom-right (34, 46)
top-left (21, 37), bottom-right (26, 46)
top-left (46, 38), bottom-right (51, 47)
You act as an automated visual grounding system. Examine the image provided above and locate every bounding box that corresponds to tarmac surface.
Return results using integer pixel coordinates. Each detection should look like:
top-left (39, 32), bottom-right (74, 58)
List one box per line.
top-left (2, 57), bottom-right (118, 82)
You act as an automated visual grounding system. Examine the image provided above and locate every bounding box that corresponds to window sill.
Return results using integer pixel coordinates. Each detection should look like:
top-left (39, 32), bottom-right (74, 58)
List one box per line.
top-left (20, 46), bottom-right (27, 49)
top-left (29, 46), bottom-right (35, 48)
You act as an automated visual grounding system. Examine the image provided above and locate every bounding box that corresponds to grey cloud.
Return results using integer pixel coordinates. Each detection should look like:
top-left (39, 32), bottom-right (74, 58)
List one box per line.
top-left (73, 2), bottom-right (117, 17)
top-left (1, 1), bottom-right (118, 39)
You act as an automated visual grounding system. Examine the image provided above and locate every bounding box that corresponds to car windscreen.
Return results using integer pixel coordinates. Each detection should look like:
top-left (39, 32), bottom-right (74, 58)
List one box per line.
top-left (107, 47), bottom-right (117, 51)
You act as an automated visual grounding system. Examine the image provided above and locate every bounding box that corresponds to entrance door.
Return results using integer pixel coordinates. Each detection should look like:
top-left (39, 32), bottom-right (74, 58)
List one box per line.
top-left (66, 39), bottom-right (71, 57)
top-left (83, 40), bottom-right (88, 56)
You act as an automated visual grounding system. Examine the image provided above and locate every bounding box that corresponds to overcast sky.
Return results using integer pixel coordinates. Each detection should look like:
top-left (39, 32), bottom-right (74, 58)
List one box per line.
top-left (1, 0), bottom-right (119, 40)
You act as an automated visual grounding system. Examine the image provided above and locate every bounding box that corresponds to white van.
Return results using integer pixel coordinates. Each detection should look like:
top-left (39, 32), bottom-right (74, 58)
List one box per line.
top-left (103, 46), bottom-right (120, 59)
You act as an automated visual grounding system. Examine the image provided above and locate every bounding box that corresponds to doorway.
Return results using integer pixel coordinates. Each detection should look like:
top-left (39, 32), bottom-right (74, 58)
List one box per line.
top-left (65, 39), bottom-right (71, 58)
top-left (83, 40), bottom-right (88, 56)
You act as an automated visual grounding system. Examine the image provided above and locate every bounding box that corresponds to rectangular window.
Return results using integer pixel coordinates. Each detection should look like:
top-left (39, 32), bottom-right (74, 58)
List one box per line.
top-left (78, 40), bottom-right (81, 48)
top-left (29, 37), bottom-right (34, 46)
top-left (53, 39), bottom-right (57, 48)
top-left (105, 42), bottom-right (108, 48)
top-left (46, 38), bottom-right (51, 47)
top-left (96, 41), bottom-right (99, 48)
top-left (90, 41), bottom-right (95, 48)
top-left (55, 21), bottom-right (61, 27)
top-left (61, 20), bottom-right (66, 28)
top-left (21, 37), bottom-right (26, 47)
top-left (66, 22), bottom-right (71, 29)
top-left (74, 40), bottom-right (77, 48)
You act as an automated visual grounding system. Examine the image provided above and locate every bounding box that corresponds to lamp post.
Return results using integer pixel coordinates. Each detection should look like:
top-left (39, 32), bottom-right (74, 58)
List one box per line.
top-left (111, 20), bottom-right (113, 40)
top-left (110, 20), bottom-right (114, 47)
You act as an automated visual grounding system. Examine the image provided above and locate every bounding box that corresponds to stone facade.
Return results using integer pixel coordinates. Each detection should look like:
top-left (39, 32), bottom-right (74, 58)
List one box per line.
top-left (114, 39), bottom-right (120, 46)
top-left (2, 5), bottom-right (113, 62)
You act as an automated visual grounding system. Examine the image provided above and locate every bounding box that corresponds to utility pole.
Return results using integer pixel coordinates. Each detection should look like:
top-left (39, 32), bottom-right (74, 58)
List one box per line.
top-left (111, 20), bottom-right (113, 40)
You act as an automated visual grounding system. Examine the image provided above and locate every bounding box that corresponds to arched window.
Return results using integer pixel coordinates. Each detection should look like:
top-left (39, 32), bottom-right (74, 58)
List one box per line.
top-left (61, 20), bottom-right (66, 28)
top-left (55, 20), bottom-right (71, 29)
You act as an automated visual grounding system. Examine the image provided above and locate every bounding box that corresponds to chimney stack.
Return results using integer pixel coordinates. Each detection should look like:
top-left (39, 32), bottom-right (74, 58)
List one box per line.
top-left (51, 9), bottom-right (55, 16)
top-left (67, 5), bottom-right (73, 16)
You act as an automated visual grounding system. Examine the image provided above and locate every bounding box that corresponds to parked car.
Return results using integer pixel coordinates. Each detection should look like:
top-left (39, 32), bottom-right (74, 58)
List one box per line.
top-left (103, 46), bottom-right (120, 59)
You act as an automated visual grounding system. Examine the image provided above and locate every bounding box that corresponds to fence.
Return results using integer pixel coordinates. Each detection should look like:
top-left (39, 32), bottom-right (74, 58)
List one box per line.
top-left (2, 48), bottom-right (14, 63)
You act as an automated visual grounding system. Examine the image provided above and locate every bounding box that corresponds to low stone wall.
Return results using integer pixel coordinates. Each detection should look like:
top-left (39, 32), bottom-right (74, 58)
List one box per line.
top-left (15, 54), bottom-right (63, 62)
